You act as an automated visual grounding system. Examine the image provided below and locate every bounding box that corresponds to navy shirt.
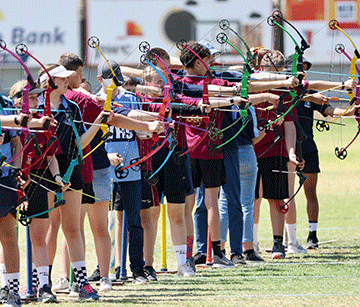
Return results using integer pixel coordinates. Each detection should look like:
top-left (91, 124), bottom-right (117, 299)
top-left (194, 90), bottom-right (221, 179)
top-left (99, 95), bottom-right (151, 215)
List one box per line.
top-left (220, 105), bottom-right (257, 151)
top-left (296, 97), bottom-right (330, 154)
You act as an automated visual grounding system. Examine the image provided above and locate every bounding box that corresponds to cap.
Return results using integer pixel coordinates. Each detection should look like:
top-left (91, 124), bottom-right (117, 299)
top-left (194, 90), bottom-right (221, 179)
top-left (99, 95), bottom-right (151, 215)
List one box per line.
top-left (198, 40), bottom-right (221, 55)
top-left (29, 87), bottom-right (46, 95)
top-left (39, 65), bottom-right (76, 84)
top-left (97, 60), bottom-right (124, 84)
top-left (285, 55), bottom-right (312, 71)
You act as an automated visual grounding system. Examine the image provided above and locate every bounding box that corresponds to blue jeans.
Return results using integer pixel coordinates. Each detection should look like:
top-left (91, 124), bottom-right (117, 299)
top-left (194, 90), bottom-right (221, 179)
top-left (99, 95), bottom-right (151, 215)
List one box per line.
top-left (218, 186), bottom-right (229, 243)
top-left (222, 145), bottom-right (257, 255)
top-left (113, 180), bottom-right (145, 272)
top-left (194, 181), bottom-right (207, 254)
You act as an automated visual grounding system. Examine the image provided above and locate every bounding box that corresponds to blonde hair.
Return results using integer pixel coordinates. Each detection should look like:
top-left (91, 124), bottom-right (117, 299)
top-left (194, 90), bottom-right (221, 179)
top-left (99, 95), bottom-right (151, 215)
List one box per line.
top-left (9, 80), bottom-right (27, 99)
top-left (260, 50), bottom-right (285, 70)
top-left (142, 66), bottom-right (165, 85)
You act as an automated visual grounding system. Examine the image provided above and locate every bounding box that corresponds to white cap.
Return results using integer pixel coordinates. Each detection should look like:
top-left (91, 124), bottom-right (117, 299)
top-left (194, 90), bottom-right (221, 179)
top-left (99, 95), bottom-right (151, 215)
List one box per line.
top-left (39, 65), bottom-right (76, 83)
top-left (198, 40), bottom-right (221, 55)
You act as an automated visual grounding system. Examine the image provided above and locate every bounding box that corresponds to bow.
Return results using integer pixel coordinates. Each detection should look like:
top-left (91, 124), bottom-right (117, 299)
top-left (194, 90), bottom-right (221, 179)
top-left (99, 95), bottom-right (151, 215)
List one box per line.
top-left (326, 20), bottom-right (360, 129)
top-left (215, 32), bottom-right (253, 149)
top-left (328, 21), bottom-right (360, 159)
top-left (266, 11), bottom-right (309, 127)
top-left (139, 41), bottom-right (176, 180)
top-left (219, 19), bottom-right (255, 64)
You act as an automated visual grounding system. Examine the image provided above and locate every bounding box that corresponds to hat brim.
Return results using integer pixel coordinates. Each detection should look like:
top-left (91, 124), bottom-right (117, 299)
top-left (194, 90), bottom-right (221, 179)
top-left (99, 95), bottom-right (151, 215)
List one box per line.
top-left (53, 70), bottom-right (76, 78)
top-left (28, 87), bottom-right (46, 95)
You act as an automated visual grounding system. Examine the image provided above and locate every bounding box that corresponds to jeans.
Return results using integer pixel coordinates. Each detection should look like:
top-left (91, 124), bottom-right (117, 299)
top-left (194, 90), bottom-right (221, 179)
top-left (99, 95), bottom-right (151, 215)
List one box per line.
top-left (113, 180), bottom-right (145, 272)
top-left (222, 145), bottom-right (257, 255)
top-left (218, 187), bottom-right (229, 243)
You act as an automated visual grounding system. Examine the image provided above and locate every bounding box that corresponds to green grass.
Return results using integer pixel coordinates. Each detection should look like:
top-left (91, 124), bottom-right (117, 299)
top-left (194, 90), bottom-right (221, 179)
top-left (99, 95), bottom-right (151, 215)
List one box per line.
top-left (18, 117), bottom-right (360, 306)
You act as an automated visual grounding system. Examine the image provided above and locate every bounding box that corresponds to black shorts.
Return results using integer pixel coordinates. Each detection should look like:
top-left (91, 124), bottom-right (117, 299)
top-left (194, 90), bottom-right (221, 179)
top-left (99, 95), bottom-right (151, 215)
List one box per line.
top-left (151, 148), bottom-right (190, 204)
top-left (256, 156), bottom-right (289, 200)
top-left (141, 171), bottom-right (155, 210)
top-left (0, 176), bottom-right (18, 218)
top-left (302, 151), bottom-right (320, 174)
top-left (25, 169), bottom-right (53, 219)
top-left (56, 155), bottom-right (85, 191)
top-left (190, 158), bottom-right (226, 189)
top-left (82, 182), bottom-right (95, 204)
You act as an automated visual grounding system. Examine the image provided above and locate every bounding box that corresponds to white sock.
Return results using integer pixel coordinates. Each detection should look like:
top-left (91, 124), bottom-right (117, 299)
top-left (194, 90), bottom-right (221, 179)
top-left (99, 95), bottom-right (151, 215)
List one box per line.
top-left (174, 245), bottom-right (186, 266)
top-left (36, 266), bottom-right (49, 288)
top-left (253, 224), bottom-right (259, 245)
top-left (0, 263), bottom-right (7, 288)
top-left (309, 222), bottom-right (318, 232)
top-left (286, 223), bottom-right (297, 245)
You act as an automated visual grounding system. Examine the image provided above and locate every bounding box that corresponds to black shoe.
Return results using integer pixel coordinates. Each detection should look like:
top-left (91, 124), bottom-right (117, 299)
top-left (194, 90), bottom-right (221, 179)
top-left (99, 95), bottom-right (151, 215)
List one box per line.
top-left (88, 267), bottom-right (100, 282)
top-left (306, 237), bottom-right (319, 249)
top-left (244, 251), bottom-right (266, 263)
top-left (115, 266), bottom-right (120, 280)
top-left (193, 252), bottom-right (206, 265)
top-left (38, 284), bottom-right (58, 303)
top-left (186, 257), bottom-right (196, 272)
top-left (230, 253), bottom-right (246, 266)
top-left (144, 266), bottom-right (158, 281)
top-left (132, 269), bottom-right (149, 285)
top-left (272, 241), bottom-right (286, 259)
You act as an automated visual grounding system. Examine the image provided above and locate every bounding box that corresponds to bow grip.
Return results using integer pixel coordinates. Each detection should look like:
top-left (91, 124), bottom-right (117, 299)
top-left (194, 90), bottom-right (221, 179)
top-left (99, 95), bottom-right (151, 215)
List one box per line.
top-left (21, 116), bottom-right (28, 127)
top-left (100, 114), bottom-right (109, 124)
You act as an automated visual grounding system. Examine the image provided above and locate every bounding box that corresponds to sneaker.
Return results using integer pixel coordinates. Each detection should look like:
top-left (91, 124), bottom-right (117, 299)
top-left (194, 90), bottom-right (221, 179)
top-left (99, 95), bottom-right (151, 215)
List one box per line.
top-left (115, 266), bottom-right (120, 280)
top-left (99, 277), bottom-right (112, 292)
top-left (144, 266), bottom-right (157, 282)
top-left (306, 236), bottom-right (319, 249)
top-left (212, 254), bottom-right (235, 268)
top-left (0, 286), bottom-right (8, 303)
top-left (244, 251), bottom-right (266, 263)
top-left (88, 267), bottom-right (100, 282)
top-left (287, 242), bottom-right (308, 254)
top-left (132, 269), bottom-right (149, 285)
top-left (38, 284), bottom-right (58, 303)
top-left (193, 252), bottom-right (206, 265)
top-left (68, 283), bottom-right (79, 298)
top-left (52, 277), bottom-right (69, 292)
top-left (253, 242), bottom-right (261, 255)
top-left (79, 283), bottom-right (99, 300)
top-left (272, 241), bottom-right (286, 259)
top-left (177, 263), bottom-right (196, 277)
top-left (230, 253), bottom-right (246, 266)
top-left (186, 257), bottom-right (196, 272)
top-left (3, 291), bottom-right (21, 307)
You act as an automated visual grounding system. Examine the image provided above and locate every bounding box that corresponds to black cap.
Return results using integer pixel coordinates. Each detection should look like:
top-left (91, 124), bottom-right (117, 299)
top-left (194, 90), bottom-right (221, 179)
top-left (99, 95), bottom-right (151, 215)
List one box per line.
top-left (285, 54), bottom-right (312, 71)
top-left (29, 87), bottom-right (46, 95)
top-left (97, 60), bottom-right (124, 83)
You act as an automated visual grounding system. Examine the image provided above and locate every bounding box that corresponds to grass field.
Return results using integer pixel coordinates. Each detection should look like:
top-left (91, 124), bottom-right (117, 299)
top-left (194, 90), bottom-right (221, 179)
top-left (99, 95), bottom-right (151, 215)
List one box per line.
top-left (17, 116), bottom-right (360, 306)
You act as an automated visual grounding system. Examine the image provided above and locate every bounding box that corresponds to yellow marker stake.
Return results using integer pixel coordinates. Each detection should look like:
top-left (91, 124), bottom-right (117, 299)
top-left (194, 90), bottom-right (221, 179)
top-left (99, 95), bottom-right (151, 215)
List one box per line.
top-left (160, 202), bottom-right (167, 271)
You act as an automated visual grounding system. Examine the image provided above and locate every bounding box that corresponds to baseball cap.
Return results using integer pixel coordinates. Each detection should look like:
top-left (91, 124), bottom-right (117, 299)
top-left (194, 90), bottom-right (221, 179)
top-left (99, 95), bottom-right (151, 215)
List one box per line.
top-left (97, 60), bottom-right (124, 86)
top-left (198, 40), bottom-right (221, 55)
top-left (39, 65), bottom-right (76, 84)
